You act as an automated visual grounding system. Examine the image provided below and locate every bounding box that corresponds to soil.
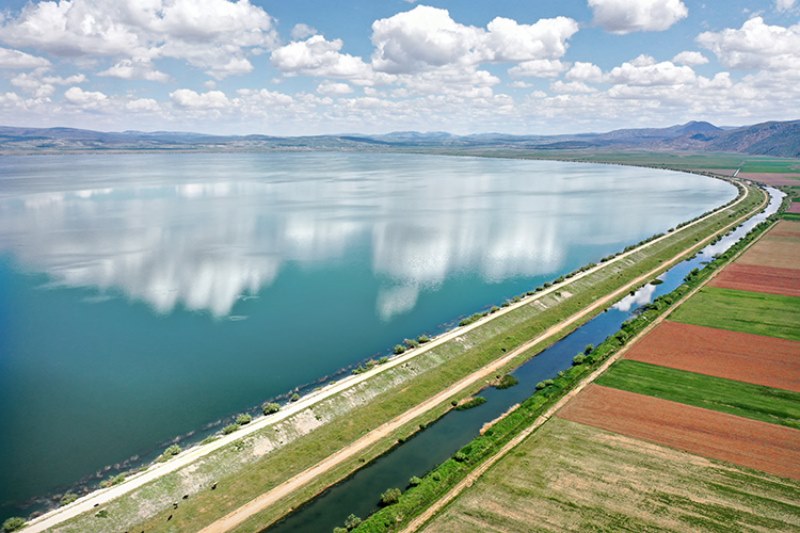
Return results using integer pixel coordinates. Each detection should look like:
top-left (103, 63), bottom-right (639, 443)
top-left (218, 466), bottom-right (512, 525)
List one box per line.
top-left (788, 203), bottom-right (800, 214)
top-left (624, 321), bottom-right (800, 391)
top-left (710, 263), bottom-right (800, 297)
top-left (737, 239), bottom-right (800, 270)
top-left (558, 385), bottom-right (800, 480)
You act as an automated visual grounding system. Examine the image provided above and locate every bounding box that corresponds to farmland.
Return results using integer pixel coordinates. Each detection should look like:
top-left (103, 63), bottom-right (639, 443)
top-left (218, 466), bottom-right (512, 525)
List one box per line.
top-left (595, 360), bottom-right (800, 429)
top-left (670, 286), bottom-right (800, 341)
top-left (623, 321), bottom-right (800, 392)
top-left (710, 263), bottom-right (800, 297)
top-left (421, 417), bottom-right (800, 533)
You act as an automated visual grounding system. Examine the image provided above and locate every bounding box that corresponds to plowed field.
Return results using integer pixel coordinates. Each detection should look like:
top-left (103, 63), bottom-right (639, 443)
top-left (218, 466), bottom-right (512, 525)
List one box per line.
top-left (558, 385), bottom-right (800, 480)
top-left (710, 263), bottom-right (800, 297)
top-left (624, 321), bottom-right (800, 391)
top-left (788, 203), bottom-right (800, 214)
top-left (739, 173), bottom-right (800, 186)
top-left (737, 240), bottom-right (800, 270)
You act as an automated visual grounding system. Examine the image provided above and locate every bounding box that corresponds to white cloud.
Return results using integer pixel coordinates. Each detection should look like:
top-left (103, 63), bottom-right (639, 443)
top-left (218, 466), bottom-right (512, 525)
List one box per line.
top-left (170, 88), bottom-right (230, 109)
top-left (551, 80), bottom-right (597, 94)
top-left (126, 97), bottom-right (160, 112)
top-left (508, 59), bottom-right (566, 78)
top-left (672, 50), bottom-right (709, 66)
top-left (317, 81), bottom-right (353, 95)
top-left (371, 6), bottom-right (578, 73)
top-left (697, 17), bottom-right (800, 73)
top-left (566, 61), bottom-right (603, 81)
top-left (271, 35), bottom-right (374, 81)
top-left (64, 86), bottom-right (108, 108)
top-left (608, 54), bottom-right (696, 86)
top-left (589, 0), bottom-right (688, 34)
top-left (776, 0), bottom-right (795, 11)
top-left (0, 0), bottom-right (278, 78)
top-left (99, 59), bottom-right (169, 81)
top-left (12, 70), bottom-right (86, 98)
top-left (291, 23), bottom-right (318, 40)
top-left (0, 46), bottom-right (51, 69)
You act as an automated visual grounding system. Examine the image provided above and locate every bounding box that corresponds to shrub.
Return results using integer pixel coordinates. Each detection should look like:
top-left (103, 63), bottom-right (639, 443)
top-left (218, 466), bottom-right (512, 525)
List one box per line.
top-left (378, 356), bottom-right (389, 364)
top-left (99, 474), bottom-right (125, 488)
top-left (165, 444), bottom-right (182, 456)
top-left (584, 344), bottom-right (594, 355)
top-left (453, 451), bottom-right (467, 462)
top-left (380, 487), bottom-right (402, 506)
top-left (409, 475), bottom-right (422, 487)
top-left (60, 492), bottom-right (78, 506)
top-left (290, 393), bottom-right (300, 402)
top-left (95, 509), bottom-right (109, 518)
top-left (455, 396), bottom-right (486, 410)
top-left (235, 413), bottom-right (252, 425)
top-left (495, 374), bottom-right (519, 389)
top-left (490, 305), bottom-right (500, 313)
top-left (2, 517), bottom-right (26, 532)
top-left (403, 338), bottom-right (419, 349)
top-left (262, 402), bottom-right (280, 415)
top-left (222, 424), bottom-right (239, 435)
top-left (334, 528), bottom-right (349, 533)
top-left (417, 334), bottom-right (431, 343)
top-left (573, 354), bottom-right (587, 365)
top-left (393, 344), bottom-right (406, 355)
top-left (344, 514), bottom-right (362, 530)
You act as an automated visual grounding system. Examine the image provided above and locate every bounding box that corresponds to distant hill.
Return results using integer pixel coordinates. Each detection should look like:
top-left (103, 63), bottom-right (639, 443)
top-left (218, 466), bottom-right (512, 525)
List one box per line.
top-left (1, 119), bottom-right (798, 157)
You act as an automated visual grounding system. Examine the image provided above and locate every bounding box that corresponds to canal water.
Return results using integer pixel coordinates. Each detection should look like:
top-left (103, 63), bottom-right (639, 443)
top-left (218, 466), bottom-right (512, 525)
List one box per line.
top-left (265, 186), bottom-right (782, 533)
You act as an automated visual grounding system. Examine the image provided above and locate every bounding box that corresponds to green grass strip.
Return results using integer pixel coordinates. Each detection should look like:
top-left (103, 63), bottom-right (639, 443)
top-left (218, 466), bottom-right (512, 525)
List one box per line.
top-left (596, 360), bottom-right (800, 429)
top-left (671, 287), bottom-right (800, 341)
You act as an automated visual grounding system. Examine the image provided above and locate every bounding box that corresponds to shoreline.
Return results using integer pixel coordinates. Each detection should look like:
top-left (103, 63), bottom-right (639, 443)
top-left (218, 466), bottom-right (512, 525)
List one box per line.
top-left (19, 167), bottom-right (750, 533)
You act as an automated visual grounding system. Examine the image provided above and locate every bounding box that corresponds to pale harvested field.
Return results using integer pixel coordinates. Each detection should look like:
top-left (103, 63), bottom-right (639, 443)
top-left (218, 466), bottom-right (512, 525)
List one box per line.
top-left (624, 321), bottom-right (800, 392)
top-left (558, 385), bottom-right (800, 480)
top-left (421, 417), bottom-right (800, 533)
top-left (736, 239), bottom-right (800, 270)
top-left (768, 220), bottom-right (800, 238)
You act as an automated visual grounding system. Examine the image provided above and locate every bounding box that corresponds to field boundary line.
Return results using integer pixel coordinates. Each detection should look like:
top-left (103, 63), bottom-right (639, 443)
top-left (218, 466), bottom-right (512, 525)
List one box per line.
top-left (403, 188), bottom-right (773, 533)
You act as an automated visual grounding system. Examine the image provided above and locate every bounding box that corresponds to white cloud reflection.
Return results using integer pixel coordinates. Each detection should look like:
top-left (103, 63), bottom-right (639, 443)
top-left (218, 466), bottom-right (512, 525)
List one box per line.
top-left (0, 154), bottom-right (736, 319)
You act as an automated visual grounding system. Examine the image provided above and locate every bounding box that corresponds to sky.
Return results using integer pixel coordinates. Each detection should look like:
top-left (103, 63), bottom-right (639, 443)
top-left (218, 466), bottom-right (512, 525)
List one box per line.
top-left (0, 0), bottom-right (798, 135)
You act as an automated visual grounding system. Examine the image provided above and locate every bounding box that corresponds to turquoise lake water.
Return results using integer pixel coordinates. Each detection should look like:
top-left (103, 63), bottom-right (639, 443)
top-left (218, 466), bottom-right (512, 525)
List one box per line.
top-left (0, 152), bottom-right (737, 518)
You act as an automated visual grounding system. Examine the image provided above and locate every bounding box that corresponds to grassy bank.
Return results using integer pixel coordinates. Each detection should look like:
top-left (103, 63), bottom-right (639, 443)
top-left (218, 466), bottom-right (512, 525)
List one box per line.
top-left (596, 360), bottom-right (800, 429)
top-left (53, 181), bottom-right (765, 533)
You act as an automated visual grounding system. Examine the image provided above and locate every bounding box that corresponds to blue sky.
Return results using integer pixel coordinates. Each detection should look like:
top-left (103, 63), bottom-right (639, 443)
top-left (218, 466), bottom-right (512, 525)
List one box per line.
top-left (0, 0), bottom-right (798, 134)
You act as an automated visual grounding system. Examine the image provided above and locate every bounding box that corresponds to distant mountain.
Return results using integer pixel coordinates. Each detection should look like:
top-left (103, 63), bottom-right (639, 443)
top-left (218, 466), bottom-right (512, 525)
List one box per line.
top-left (1, 120), bottom-right (798, 157)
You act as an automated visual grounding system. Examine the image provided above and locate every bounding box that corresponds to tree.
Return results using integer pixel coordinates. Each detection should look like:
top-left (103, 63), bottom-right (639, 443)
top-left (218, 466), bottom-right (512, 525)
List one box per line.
top-left (235, 413), bottom-right (252, 425)
top-left (344, 514), bottom-right (362, 530)
top-left (380, 487), bottom-right (402, 506)
top-left (262, 402), bottom-right (280, 415)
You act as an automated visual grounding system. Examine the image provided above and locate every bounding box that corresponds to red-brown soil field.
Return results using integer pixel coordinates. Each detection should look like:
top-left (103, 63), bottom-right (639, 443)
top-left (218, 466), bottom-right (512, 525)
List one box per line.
top-left (788, 203), bottom-right (800, 214)
top-left (558, 385), bottom-right (800, 480)
top-left (710, 263), bottom-right (800, 297)
top-left (624, 321), bottom-right (800, 391)
top-left (739, 173), bottom-right (800, 186)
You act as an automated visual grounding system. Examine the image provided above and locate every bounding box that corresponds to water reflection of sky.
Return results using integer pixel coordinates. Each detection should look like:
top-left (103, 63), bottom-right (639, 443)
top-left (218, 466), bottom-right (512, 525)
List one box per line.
top-left (0, 153), bottom-right (737, 319)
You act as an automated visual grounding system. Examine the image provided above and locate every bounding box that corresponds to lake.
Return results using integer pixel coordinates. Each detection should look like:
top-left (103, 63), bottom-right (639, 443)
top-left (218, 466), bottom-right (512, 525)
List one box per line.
top-left (0, 152), bottom-right (737, 519)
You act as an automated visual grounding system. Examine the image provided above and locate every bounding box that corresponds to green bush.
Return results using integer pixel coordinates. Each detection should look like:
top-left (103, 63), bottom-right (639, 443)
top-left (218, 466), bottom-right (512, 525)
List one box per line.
top-left (404, 338), bottom-right (419, 349)
top-left (380, 487), bottom-right (402, 506)
top-left (262, 402), bottom-right (281, 415)
top-left (95, 509), bottom-right (109, 518)
top-left (222, 424), bottom-right (239, 435)
top-left (393, 344), bottom-right (406, 355)
top-left (573, 354), bottom-right (587, 365)
top-left (165, 444), bottom-right (182, 456)
top-left (344, 514), bottom-right (362, 530)
top-left (2, 517), bottom-right (26, 532)
top-left (334, 528), bottom-right (349, 533)
top-left (291, 393), bottom-right (301, 402)
top-left (495, 374), bottom-right (519, 389)
top-left (584, 344), bottom-right (594, 355)
top-left (455, 396), bottom-right (486, 410)
top-left (99, 474), bottom-right (125, 488)
top-left (417, 334), bottom-right (431, 343)
top-left (235, 413), bottom-right (252, 425)
top-left (409, 476), bottom-right (422, 487)
top-left (453, 451), bottom-right (467, 462)
top-left (60, 492), bottom-right (78, 506)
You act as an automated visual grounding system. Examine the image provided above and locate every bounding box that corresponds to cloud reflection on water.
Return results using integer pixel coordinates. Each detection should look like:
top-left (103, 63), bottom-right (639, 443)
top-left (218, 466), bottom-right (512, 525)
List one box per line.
top-left (0, 153), bottom-right (736, 319)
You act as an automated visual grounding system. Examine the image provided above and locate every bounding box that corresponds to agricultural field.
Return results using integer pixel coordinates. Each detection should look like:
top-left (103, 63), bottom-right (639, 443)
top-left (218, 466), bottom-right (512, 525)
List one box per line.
top-left (623, 321), bottom-right (800, 392)
top-left (595, 360), bottom-right (800, 429)
top-left (669, 287), bottom-right (800, 341)
top-left (558, 385), bottom-right (800, 480)
top-left (421, 417), bottom-right (800, 533)
top-left (710, 263), bottom-right (800, 296)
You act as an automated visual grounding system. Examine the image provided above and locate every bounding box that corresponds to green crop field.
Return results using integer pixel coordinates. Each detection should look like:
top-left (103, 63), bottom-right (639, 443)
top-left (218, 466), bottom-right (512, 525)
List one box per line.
top-left (421, 418), bottom-right (800, 533)
top-left (596, 360), bottom-right (800, 429)
top-left (671, 287), bottom-right (800, 341)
